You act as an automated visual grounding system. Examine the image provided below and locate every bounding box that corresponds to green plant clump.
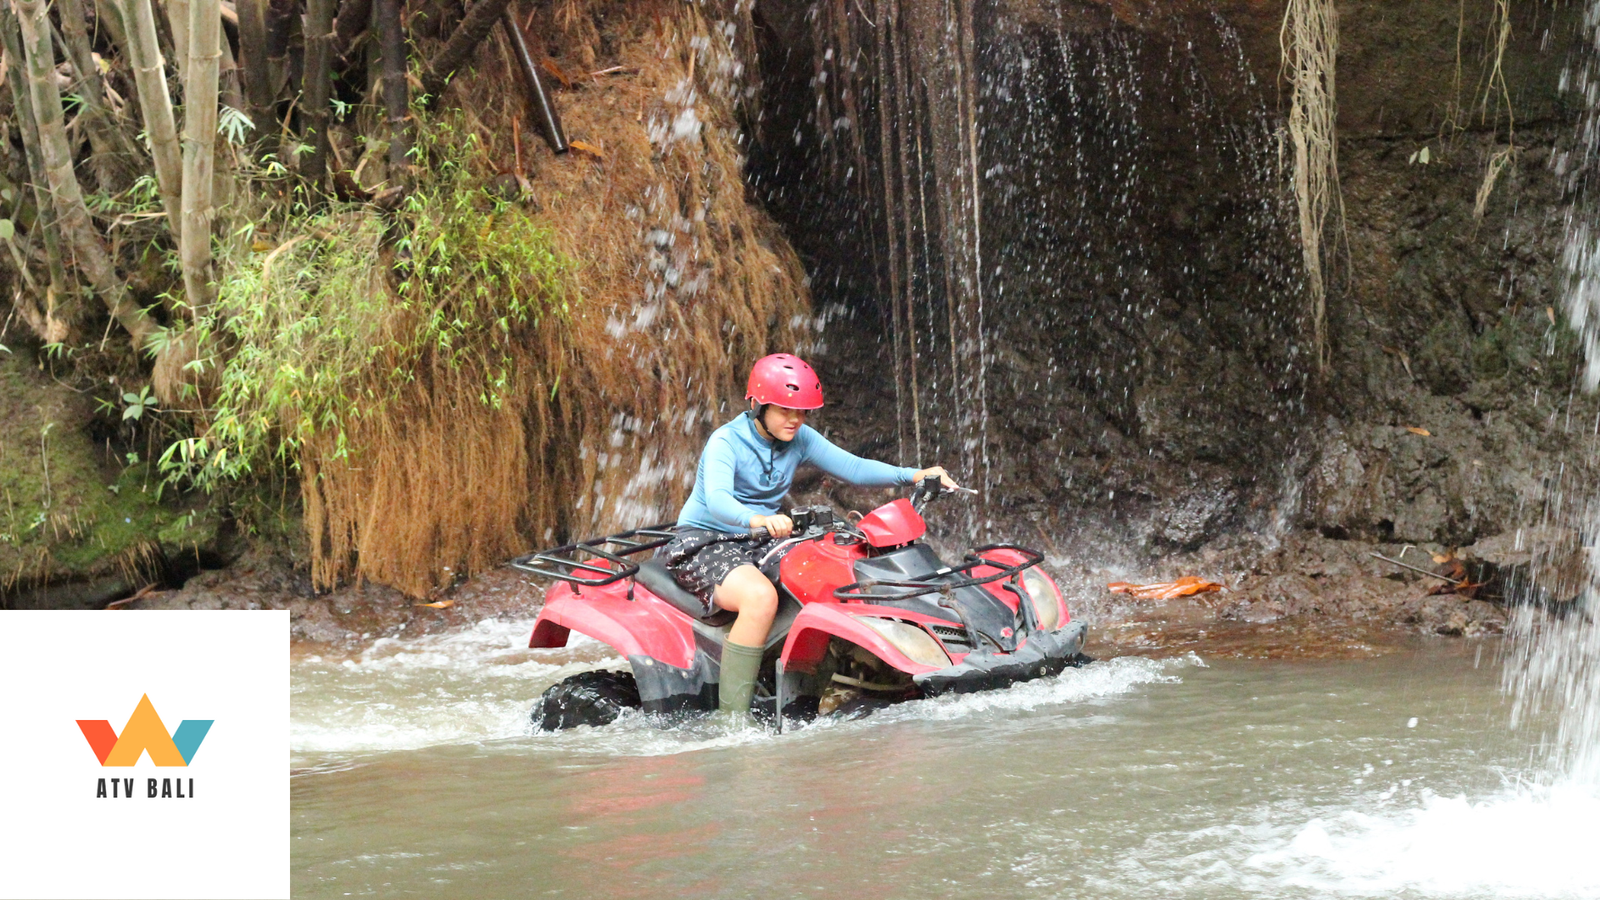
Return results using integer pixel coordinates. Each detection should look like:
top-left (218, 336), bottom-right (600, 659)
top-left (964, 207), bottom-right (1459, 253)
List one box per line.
top-left (163, 121), bottom-right (573, 491)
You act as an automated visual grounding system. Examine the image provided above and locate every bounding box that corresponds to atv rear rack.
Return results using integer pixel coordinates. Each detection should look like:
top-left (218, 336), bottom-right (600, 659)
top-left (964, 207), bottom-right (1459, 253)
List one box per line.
top-left (832, 543), bottom-right (1044, 602)
top-left (510, 523), bottom-right (676, 586)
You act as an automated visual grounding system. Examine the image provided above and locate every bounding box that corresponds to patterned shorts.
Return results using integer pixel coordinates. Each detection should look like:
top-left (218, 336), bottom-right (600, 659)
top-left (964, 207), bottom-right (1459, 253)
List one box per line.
top-left (658, 528), bottom-right (787, 613)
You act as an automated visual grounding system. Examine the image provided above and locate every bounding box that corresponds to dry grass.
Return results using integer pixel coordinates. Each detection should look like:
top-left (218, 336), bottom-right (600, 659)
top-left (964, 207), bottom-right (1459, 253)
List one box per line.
top-left (298, 0), bottom-right (811, 595)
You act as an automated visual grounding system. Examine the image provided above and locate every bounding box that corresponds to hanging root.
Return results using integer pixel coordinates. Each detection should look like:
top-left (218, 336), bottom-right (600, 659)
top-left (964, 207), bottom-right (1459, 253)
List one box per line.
top-left (1475, 145), bottom-right (1516, 219)
top-left (1281, 0), bottom-right (1342, 376)
top-left (1473, 0), bottom-right (1515, 220)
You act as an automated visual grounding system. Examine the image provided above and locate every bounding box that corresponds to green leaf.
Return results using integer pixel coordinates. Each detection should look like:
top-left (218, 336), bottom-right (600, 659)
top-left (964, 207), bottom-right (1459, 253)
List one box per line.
top-left (0, 219), bottom-right (13, 241)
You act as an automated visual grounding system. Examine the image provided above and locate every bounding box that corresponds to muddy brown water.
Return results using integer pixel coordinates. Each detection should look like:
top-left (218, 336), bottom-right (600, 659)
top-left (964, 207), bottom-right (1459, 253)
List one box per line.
top-left (290, 620), bottom-right (1600, 899)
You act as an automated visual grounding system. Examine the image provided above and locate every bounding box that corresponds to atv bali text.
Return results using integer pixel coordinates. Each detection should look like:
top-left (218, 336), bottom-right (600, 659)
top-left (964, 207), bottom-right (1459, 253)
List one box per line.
top-left (515, 477), bottom-right (1090, 731)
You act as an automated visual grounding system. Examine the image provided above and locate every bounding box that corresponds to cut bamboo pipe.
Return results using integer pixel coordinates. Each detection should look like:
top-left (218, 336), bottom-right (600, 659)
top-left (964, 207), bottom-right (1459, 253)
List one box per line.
top-left (501, 11), bottom-right (566, 154)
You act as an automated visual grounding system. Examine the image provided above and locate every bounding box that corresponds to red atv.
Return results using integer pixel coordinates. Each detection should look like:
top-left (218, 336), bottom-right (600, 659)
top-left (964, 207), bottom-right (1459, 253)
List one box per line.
top-left (515, 477), bottom-right (1090, 731)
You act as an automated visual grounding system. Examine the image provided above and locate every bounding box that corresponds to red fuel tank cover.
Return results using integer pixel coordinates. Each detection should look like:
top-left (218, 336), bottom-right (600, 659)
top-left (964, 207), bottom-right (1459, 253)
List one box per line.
top-left (857, 498), bottom-right (927, 548)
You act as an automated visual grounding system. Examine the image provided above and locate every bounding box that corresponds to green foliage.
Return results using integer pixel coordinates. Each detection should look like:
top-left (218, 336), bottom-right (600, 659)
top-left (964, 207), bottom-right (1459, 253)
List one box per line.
top-left (121, 386), bottom-right (157, 422)
top-left (161, 118), bottom-right (572, 491)
top-left (217, 106), bottom-right (254, 147)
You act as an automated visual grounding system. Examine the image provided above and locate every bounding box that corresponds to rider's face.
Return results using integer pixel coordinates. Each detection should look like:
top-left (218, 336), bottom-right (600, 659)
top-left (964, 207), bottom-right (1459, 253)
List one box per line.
top-left (761, 404), bottom-right (807, 441)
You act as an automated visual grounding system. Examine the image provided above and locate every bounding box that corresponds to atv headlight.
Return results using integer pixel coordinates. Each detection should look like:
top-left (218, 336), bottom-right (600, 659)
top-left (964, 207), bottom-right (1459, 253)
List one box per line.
top-left (1019, 567), bottom-right (1063, 631)
top-left (860, 618), bottom-right (951, 668)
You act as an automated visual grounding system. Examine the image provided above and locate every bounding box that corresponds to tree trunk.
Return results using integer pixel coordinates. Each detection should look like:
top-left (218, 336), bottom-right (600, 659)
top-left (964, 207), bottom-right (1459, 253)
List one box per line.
top-left (0, 2), bottom-right (72, 333)
top-left (300, 0), bottom-right (334, 186)
top-left (11, 0), bottom-right (160, 347)
top-left (419, 0), bottom-right (514, 106)
top-left (181, 0), bottom-right (220, 314)
top-left (235, 0), bottom-right (274, 137)
top-left (111, 0), bottom-right (184, 239)
top-left (376, 0), bottom-right (406, 171)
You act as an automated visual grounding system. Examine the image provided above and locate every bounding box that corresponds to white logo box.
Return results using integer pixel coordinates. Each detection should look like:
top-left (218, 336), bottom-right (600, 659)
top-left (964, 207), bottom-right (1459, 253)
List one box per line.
top-left (0, 610), bottom-right (288, 900)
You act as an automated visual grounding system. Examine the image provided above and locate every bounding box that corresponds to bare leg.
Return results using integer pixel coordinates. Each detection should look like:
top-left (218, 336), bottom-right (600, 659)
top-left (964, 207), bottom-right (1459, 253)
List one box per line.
top-left (714, 564), bottom-right (779, 647)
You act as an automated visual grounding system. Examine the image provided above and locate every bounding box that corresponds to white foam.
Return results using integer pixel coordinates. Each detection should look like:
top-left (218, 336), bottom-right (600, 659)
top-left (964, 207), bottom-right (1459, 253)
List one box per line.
top-left (293, 620), bottom-right (1196, 761)
top-left (1096, 778), bottom-right (1600, 899)
top-left (292, 618), bottom-right (622, 760)
top-left (1238, 782), bottom-right (1600, 898)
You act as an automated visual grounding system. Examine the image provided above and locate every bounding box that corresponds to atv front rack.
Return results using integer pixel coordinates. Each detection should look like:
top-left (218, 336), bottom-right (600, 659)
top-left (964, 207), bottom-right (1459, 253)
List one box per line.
top-left (510, 523), bottom-right (676, 586)
top-left (832, 544), bottom-right (1045, 602)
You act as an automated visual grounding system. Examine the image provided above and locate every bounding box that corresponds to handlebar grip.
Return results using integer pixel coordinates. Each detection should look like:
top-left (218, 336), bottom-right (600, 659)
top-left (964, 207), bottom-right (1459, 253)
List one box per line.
top-left (750, 526), bottom-right (771, 539)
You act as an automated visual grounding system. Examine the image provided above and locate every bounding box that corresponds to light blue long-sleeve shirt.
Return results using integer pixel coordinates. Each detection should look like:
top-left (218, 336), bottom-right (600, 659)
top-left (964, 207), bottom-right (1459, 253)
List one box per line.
top-left (675, 413), bottom-right (917, 533)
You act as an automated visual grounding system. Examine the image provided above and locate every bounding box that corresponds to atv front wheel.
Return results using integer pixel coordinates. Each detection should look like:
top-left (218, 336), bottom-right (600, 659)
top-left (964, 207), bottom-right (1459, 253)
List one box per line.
top-left (531, 670), bottom-right (642, 731)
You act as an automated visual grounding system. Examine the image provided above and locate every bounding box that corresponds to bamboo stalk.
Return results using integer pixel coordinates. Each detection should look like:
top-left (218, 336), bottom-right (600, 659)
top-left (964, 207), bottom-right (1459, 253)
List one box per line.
top-left (216, 15), bottom-right (244, 110)
top-left (93, 0), bottom-right (130, 51)
top-left (11, 0), bottom-right (159, 346)
top-left (235, 0), bottom-right (274, 137)
top-left (181, 0), bottom-right (220, 313)
top-left (375, 0), bottom-right (406, 170)
top-left (419, 0), bottom-right (514, 106)
top-left (111, 0), bottom-right (184, 238)
top-left (264, 0), bottom-right (289, 93)
top-left (0, 2), bottom-right (71, 321)
top-left (332, 0), bottom-right (369, 65)
top-left (57, 0), bottom-right (142, 174)
top-left (301, 0), bottom-right (334, 186)
top-left (165, 0), bottom-right (190, 77)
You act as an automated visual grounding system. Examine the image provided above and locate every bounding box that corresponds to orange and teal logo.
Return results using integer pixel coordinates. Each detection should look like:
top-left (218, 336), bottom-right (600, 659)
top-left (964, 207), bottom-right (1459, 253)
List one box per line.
top-left (76, 694), bottom-right (212, 766)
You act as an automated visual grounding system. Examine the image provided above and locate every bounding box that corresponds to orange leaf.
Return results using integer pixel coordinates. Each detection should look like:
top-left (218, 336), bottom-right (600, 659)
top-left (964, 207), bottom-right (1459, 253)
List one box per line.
top-left (1108, 576), bottom-right (1223, 600)
top-left (1405, 427), bottom-right (1431, 436)
top-left (414, 599), bottom-right (455, 609)
top-left (569, 140), bottom-right (604, 159)
top-left (539, 57), bottom-right (574, 88)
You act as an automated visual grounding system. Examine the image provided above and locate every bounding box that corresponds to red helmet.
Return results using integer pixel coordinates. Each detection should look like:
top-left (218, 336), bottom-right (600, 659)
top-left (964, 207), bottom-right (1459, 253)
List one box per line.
top-left (746, 353), bottom-right (824, 409)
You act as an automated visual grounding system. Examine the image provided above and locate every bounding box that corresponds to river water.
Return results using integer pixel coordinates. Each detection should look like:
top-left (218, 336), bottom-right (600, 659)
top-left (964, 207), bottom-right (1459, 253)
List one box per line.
top-left (291, 620), bottom-right (1598, 899)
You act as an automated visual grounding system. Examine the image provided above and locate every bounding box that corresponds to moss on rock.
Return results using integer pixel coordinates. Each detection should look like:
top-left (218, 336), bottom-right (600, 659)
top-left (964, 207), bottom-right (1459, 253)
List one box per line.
top-left (0, 344), bottom-right (214, 607)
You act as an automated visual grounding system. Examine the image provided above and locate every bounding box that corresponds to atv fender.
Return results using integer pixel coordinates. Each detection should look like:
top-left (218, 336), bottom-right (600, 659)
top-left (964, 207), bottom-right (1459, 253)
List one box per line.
top-left (780, 603), bottom-right (946, 676)
top-left (527, 584), bottom-right (698, 669)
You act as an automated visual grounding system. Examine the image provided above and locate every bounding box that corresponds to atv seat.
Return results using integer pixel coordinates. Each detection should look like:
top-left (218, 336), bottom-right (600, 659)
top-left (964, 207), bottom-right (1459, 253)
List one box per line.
top-left (635, 560), bottom-right (736, 626)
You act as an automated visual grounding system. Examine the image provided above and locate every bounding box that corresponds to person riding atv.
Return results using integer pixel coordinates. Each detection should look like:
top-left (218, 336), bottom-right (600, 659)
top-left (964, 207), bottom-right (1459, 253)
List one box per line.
top-left (660, 353), bottom-right (959, 720)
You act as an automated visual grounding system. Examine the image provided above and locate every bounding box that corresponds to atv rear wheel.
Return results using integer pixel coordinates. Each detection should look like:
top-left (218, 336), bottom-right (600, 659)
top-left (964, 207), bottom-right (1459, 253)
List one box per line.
top-left (531, 670), bottom-right (642, 731)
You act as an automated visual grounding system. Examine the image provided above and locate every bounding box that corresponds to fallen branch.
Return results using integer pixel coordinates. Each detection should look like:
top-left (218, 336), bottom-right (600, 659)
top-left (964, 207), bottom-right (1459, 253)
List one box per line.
top-left (1367, 551), bottom-right (1463, 585)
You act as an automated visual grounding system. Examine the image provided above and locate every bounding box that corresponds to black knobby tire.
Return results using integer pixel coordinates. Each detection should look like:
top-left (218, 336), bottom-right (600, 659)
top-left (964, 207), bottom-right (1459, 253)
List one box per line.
top-left (531, 670), bottom-right (642, 731)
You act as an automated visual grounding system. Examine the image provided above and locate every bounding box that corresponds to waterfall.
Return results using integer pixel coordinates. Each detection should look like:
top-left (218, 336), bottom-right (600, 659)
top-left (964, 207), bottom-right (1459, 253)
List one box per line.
top-left (789, 0), bottom-right (1303, 538)
top-left (1507, 0), bottom-right (1600, 786)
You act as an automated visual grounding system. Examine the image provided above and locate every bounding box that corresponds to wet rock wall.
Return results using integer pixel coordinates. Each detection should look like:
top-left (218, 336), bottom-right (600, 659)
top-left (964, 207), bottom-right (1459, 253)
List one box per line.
top-left (749, 0), bottom-right (1596, 570)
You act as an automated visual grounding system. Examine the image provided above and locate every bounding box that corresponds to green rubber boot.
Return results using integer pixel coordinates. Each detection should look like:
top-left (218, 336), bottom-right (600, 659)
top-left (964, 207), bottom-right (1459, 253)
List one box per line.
top-left (717, 640), bottom-right (764, 722)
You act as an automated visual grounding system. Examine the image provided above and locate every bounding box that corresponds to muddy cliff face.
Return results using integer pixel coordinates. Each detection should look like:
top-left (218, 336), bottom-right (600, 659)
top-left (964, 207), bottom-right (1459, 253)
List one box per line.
top-left (748, 0), bottom-right (1592, 568)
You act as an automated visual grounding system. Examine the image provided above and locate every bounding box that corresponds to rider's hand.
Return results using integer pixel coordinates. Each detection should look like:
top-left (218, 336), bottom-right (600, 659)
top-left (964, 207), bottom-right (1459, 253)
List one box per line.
top-left (912, 466), bottom-right (961, 492)
top-left (752, 513), bottom-right (794, 539)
